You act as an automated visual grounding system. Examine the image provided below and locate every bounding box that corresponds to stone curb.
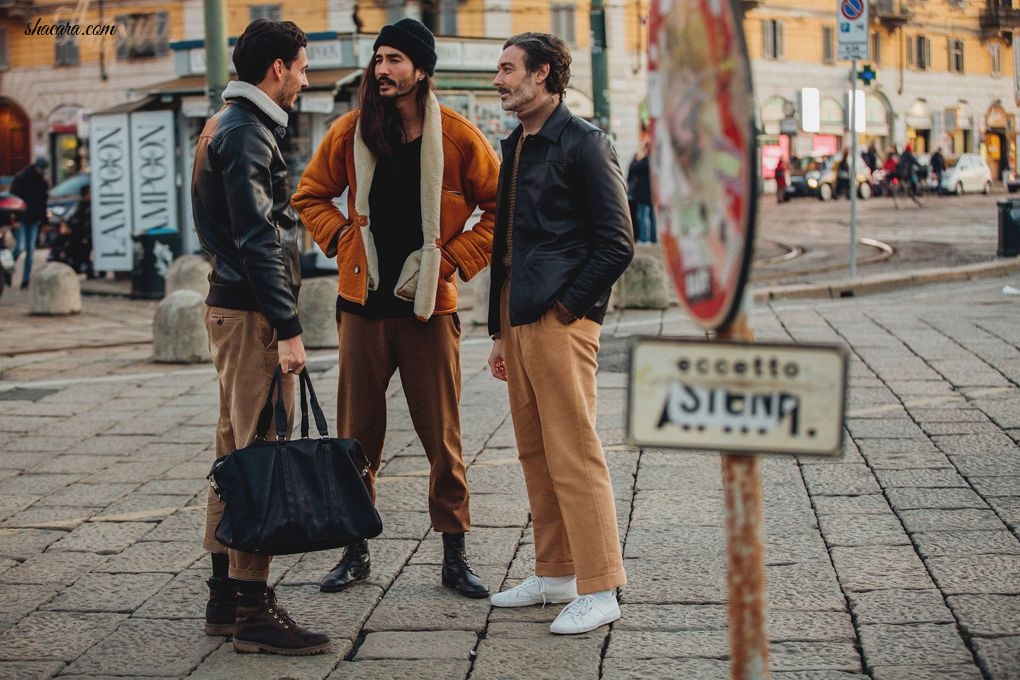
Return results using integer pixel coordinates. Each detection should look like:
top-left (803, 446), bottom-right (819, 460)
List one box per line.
top-left (755, 256), bottom-right (1020, 301)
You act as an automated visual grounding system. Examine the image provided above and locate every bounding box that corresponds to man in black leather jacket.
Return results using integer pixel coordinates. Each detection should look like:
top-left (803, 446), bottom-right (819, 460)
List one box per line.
top-left (191, 19), bottom-right (329, 656)
top-left (486, 32), bottom-right (634, 635)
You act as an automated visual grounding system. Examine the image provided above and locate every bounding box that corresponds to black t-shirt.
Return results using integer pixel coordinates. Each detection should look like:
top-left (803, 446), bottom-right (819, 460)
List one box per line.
top-left (338, 137), bottom-right (424, 318)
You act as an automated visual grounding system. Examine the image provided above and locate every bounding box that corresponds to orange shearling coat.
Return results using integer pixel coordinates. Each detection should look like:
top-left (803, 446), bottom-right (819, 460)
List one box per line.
top-left (292, 93), bottom-right (499, 321)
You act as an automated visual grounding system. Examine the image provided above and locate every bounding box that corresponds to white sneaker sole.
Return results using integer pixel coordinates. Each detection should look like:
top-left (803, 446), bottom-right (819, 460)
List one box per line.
top-left (549, 610), bottom-right (621, 635)
top-left (490, 593), bottom-right (576, 608)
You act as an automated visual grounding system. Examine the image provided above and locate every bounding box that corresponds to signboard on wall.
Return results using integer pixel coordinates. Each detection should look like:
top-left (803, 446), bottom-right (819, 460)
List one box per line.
top-left (129, 111), bottom-right (177, 235)
top-left (89, 114), bottom-right (134, 272)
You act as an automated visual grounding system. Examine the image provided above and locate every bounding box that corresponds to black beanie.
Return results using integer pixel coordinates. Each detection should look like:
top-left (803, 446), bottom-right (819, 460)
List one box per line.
top-left (373, 18), bottom-right (437, 75)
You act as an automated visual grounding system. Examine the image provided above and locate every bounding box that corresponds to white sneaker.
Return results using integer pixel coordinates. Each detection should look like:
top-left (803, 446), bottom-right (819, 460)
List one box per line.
top-left (490, 575), bottom-right (577, 608)
top-left (549, 592), bottom-right (621, 635)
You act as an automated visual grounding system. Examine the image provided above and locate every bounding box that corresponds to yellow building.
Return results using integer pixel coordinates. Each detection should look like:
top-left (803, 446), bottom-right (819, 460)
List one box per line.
top-left (747, 0), bottom-right (1018, 180)
top-left (0, 0), bottom-right (652, 182)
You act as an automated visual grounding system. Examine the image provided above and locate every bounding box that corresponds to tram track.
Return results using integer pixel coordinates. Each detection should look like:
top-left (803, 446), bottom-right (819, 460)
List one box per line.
top-left (751, 236), bottom-right (895, 282)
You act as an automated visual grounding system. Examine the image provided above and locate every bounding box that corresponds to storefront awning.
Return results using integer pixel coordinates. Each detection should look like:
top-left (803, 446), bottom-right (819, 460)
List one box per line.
top-left (136, 68), bottom-right (362, 98)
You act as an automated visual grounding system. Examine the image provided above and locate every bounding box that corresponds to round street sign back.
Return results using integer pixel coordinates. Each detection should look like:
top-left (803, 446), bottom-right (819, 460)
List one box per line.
top-left (648, 0), bottom-right (756, 330)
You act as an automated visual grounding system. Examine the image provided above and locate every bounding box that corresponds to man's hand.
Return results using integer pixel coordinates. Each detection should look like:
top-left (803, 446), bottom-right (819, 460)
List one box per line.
top-left (487, 338), bottom-right (507, 382)
top-left (278, 335), bottom-right (307, 375)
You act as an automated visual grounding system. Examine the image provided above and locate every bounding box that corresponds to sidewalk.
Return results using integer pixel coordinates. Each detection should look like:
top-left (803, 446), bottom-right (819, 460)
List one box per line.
top-left (0, 271), bottom-right (1018, 678)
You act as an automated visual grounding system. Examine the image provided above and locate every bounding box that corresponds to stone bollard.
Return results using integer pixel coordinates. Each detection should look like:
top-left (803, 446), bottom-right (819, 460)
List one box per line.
top-left (29, 262), bottom-right (82, 315)
top-left (164, 254), bottom-right (211, 296)
top-left (615, 246), bottom-right (672, 310)
top-left (152, 289), bottom-right (211, 363)
top-left (298, 276), bottom-right (339, 349)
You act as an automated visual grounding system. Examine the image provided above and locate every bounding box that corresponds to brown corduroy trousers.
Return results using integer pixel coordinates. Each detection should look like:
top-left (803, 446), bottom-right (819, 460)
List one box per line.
top-left (500, 288), bottom-right (626, 595)
top-left (203, 306), bottom-right (295, 581)
top-left (336, 311), bottom-right (470, 533)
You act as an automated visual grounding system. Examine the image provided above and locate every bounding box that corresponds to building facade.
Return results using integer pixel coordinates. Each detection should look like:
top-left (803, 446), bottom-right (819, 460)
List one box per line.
top-left (748, 0), bottom-right (1019, 183)
top-left (1, 0), bottom-right (1015, 238)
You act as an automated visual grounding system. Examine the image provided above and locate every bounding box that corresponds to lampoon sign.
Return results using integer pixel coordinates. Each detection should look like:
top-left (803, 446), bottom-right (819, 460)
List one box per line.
top-left (89, 110), bottom-right (177, 271)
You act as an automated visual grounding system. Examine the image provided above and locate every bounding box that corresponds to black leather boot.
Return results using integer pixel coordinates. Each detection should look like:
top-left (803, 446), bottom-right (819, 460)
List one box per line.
top-left (319, 540), bottom-right (370, 593)
top-left (204, 577), bottom-right (238, 636)
top-left (441, 532), bottom-right (489, 599)
top-left (232, 587), bottom-right (331, 655)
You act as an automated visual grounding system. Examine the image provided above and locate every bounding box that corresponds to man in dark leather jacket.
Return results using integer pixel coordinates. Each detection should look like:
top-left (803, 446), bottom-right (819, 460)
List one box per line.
top-left (486, 32), bottom-right (634, 636)
top-left (191, 19), bottom-right (329, 657)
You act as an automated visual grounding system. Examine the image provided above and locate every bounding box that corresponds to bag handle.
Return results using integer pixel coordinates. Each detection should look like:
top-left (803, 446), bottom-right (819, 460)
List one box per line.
top-left (298, 369), bottom-right (329, 438)
top-left (255, 366), bottom-right (289, 440)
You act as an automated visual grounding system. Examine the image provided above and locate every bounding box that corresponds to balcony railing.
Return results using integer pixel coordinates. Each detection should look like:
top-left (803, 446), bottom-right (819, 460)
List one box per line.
top-left (980, 5), bottom-right (1020, 36)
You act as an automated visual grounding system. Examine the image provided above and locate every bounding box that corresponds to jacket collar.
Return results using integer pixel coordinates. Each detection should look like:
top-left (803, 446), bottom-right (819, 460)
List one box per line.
top-left (222, 81), bottom-right (290, 129)
top-left (506, 99), bottom-right (573, 146)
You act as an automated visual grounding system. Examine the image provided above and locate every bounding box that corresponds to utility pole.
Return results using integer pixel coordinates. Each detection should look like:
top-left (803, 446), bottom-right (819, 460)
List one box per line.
top-left (204, 0), bottom-right (229, 115)
top-left (590, 0), bottom-right (610, 132)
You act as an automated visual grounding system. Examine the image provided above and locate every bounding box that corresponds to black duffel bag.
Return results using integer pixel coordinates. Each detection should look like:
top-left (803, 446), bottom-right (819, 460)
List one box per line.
top-left (208, 367), bottom-right (382, 555)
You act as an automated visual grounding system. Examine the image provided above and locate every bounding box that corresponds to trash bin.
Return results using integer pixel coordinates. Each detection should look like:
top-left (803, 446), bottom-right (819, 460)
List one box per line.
top-left (132, 228), bottom-right (182, 299)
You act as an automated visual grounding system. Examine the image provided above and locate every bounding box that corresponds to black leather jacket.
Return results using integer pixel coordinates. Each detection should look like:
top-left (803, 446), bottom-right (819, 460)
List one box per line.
top-left (488, 102), bottom-right (634, 334)
top-left (192, 94), bottom-right (302, 339)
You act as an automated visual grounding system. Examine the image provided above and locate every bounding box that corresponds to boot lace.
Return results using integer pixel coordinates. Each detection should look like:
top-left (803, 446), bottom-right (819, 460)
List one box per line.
top-left (263, 588), bottom-right (298, 630)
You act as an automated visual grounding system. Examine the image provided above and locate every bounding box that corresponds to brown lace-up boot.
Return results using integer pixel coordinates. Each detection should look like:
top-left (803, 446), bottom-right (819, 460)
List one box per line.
top-left (204, 577), bottom-right (238, 636)
top-left (232, 587), bottom-right (331, 655)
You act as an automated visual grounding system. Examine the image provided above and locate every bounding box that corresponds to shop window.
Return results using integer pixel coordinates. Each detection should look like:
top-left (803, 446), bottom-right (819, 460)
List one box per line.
top-left (869, 31), bottom-right (881, 66)
top-left (0, 28), bottom-right (8, 70)
top-left (249, 5), bottom-right (282, 21)
top-left (822, 26), bottom-right (834, 64)
top-left (115, 12), bottom-right (169, 60)
top-left (55, 33), bottom-right (79, 66)
top-left (762, 20), bottom-right (783, 60)
top-left (552, 5), bottom-right (576, 45)
top-left (991, 43), bottom-right (1001, 76)
top-left (908, 35), bottom-right (931, 71)
top-left (948, 39), bottom-right (964, 73)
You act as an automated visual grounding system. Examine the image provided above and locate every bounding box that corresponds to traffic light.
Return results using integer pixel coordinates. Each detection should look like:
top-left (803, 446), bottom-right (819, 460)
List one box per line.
top-left (858, 64), bottom-right (877, 84)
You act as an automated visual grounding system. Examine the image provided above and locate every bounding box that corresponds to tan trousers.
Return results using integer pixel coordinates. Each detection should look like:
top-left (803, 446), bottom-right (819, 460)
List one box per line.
top-left (204, 306), bottom-right (295, 581)
top-left (501, 288), bottom-right (626, 595)
top-left (336, 312), bottom-right (470, 533)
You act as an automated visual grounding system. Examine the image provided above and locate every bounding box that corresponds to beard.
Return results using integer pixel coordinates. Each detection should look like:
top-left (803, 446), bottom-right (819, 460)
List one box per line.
top-left (378, 74), bottom-right (418, 99)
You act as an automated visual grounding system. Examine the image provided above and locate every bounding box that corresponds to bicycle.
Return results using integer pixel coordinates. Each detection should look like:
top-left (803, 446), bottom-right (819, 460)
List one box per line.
top-left (889, 171), bottom-right (926, 209)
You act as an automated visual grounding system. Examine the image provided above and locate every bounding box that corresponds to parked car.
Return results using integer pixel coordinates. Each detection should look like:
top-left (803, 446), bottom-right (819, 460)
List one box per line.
top-left (785, 154), bottom-right (873, 201)
top-left (47, 172), bottom-right (90, 226)
top-left (939, 154), bottom-right (992, 195)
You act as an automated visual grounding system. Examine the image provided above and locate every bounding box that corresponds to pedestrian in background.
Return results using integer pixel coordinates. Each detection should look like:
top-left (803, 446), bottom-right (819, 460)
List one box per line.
top-left (66, 184), bottom-right (94, 278)
top-left (9, 156), bottom-right (49, 290)
top-left (835, 148), bottom-right (851, 200)
top-left (774, 156), bottom-right (787, 203)
top-left (487, 32), bottom-right (633, 635)
top-left (292, 18), bottom-right (499, 599)
top-left (863, 143), bottom-right (878, 173)
top-left (627, 132), bottom-right (657, 242)
top-left (931, 147), bottom-right (946, 188)
top-left (192, 19), bottom-right (330, 656)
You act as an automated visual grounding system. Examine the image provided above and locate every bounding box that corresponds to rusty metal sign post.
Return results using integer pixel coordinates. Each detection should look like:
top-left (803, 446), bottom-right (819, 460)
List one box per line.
top-left (647, 0), bottom-right (768, 677)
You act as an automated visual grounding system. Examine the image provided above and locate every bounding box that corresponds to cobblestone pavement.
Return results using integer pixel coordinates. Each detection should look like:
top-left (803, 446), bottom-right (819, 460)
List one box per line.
top-left (0, 271), bottom-right (1019, 679)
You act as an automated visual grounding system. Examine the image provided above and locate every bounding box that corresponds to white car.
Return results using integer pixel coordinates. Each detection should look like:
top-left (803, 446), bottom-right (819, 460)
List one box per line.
top-left (939, 153), bottom-right (992, 195)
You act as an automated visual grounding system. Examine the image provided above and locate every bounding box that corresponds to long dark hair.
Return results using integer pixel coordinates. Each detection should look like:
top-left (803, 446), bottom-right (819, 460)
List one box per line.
top-left (358, 59), bottom-right (433, 157)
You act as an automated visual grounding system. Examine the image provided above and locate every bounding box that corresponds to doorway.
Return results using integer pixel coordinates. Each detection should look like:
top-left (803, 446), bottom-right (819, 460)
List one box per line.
top-left (0, 100), bottom-right (31, 179)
